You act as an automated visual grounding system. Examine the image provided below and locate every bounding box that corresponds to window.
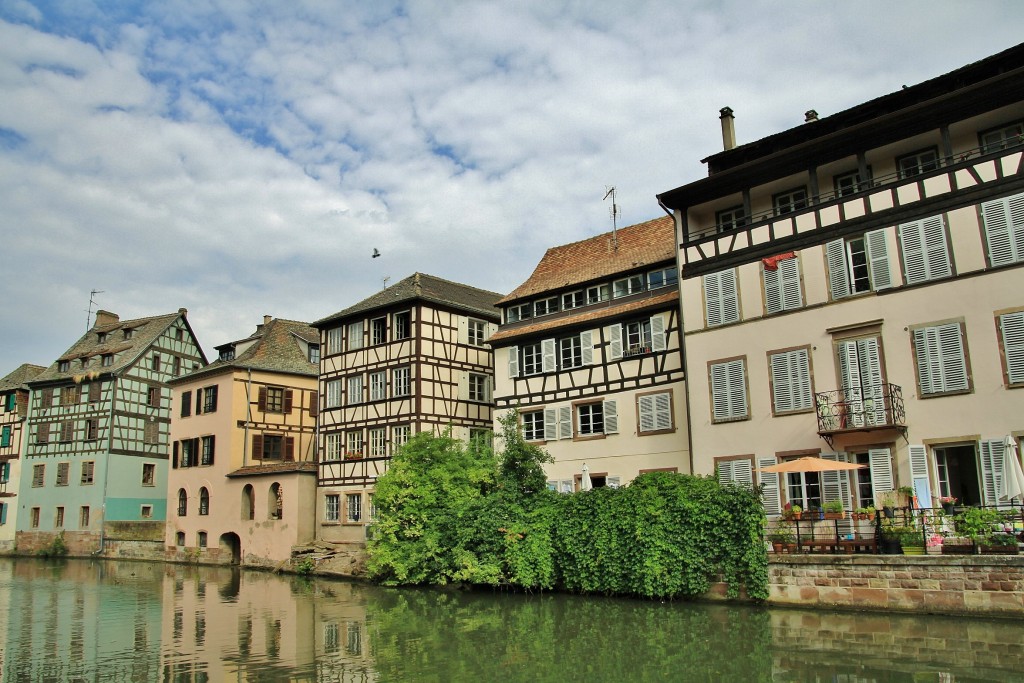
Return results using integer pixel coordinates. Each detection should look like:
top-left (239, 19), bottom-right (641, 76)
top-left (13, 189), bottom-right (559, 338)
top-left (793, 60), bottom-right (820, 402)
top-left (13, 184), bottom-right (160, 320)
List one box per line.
top-left (260, 434), bottom-right (285, 461)
top-left (31, 507), bottom-right (40, 528)
top-left (123, 328), bottom-right (134, 340)
top-left (97, 332), bottom-right (107, 343)
top-left (269, 483), bottom-right (283, 520)
top-left (177, 489), bottom-right (188, 516)
top-left (392, 425), bottom-right (411, 449)
top-left (560, 336), bottom-right (582, 369)
top-left (534, 297), bottom-right (558, 317)
top-left (648, 267), bottom-right (678, 290)
top-left (562, 290), bottom-right (584, 310)
top-left (267, 387), bottom-right (286, 413)
top-left (346, 431), bottom-right (364, 458)
top-left (152, 353), bottom-right (161, 372)
top-left (0, 462), bottom-right (7, 484)
top-left (199, 488), bottom-right (209, 516)
top-left (773, 187), bottom-right (808, 215)
top-left (242, 485), bottom-right (254, 521)
top-left (980, 120), bottom-right (1024, 153)
top-left (369, 428), bottom-right (387, 457)
top-left (710, 358), bottom-right (749, 422)
top-left (467, 319), bottom-right (487, 346)
top-left (826, 229), bottom-right (891, 299)
top-left (347, 321), bottom-right (364, 350)
top-left (898, 215), bottom-right (952, 284)
top-left (612, 275), bottom-right (644, 298)
top-left (326, 380), bottom-right (342, 408)
top-left (522, 342), bottom-right (543, 376)
top-left (763, 255), bottom-right (802, 314)
top-left (198, 531), bottom-right (207, 548)
top-left (913, 322), bottom-right (970, 396)
top-left (787, 471), bottom-right (822, 510)
top-left (308, 344), bottom-right (320, 364)
top-left (897, 147), bottom-right (939, 178)
top-left (469, 428), bottom-right (492, 453)
top-left (393, 311), bottom-right (411, 340)
top-left (369, 371), bottom-right (386, 401)
top-left (179, 438), bottom-right (196, 467)
top-left (81, 461), bottom-right (95, 485)
top-left (623, 319), bottom-right (653, 357)
top-left (59, 421), bottom-right (73, 442)
top-left (172, 356), bottom-right (181, 376)
top-left (981, 192), bottom-right (1024, 267)
top-left (587, 284), bottom-right (610, 304)
top-left (999, 311), bottom-right (1024, 386)
top-left (392, 367), bottom-right (411, 397)
top-left (219, 348), bottom-right (235, 361)
top-left (468, 373), bottom-right (489, 402)
top-left (80, 506), bottom-right (90, 528)
top-left (142, 463), bottom-right (155, 486)
top-left (506, 303), bottom-right (532, 323)
top-left (833, 168), bottom-right (871, 197)
top-left (200, 385), bottom-right (218, 414)
top-left (638, 392), bottom-right (673, 433)
top-left (181, 391), bottom-right (192, 417)
top-left (61, 385), bottom-right (79, 405)
top-left (837, 337), bottom-right (886, 428)
top-left (54, 462), bottom-right (69, 487)
top-left (370, 317), bottom-right (387, 345)
top-left (144, 418), bottom-right (160, 444)
top-left (32, 464), bottom-right (45, 487)
top-left (5, 393), bottom-right (15, 411)
top-left (176, 531), bottom-right (185, 546)
top-left (576, 402), bottom-right (605, 437)
top-left (58, 360), bottom-right (69, 373)
top-left (201, 436), bottom-right (215, 466)
top-left (346, 494), bottom-right (362, 523)
top-left (325, 433), bottom-right (343, 461)
top-left (147, 387), bottom-right (160, 408)
top-left (87, 382), bottom-right (100, 403)
top-left (325, 494), bottom-right (340, 522)
top-left (85, 418), bottom-right (98, 441)
top-left (35, 423), bottom-right (50, 444)
top-left (768, 348), bottom-right (813, 414)
top-left (326, 327), bottom-right (343, 355)
top-left (55, 506), bottom-right (64, 528)
top-left (716, 205), bottom-right (746, 232)
top-left (851, 452), bottom-right (875, 509)
top-left (347, 375), bottom-right (364, 405)
top-left (704, 270), bottom-right (739, 327)
top-left (522, 410), bottom-right (545, 442)
top-left (0, 426), bottom-right (8, 448)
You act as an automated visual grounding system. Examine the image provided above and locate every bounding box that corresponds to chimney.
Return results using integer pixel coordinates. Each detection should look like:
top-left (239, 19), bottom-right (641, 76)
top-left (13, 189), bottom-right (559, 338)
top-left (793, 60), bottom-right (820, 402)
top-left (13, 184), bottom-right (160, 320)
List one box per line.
top-left (804, 109), bottom-right (819, 123)
top-left (719, 107), bottom-right (736, 151)
top-left (93, 310), bottom-right (119, 328)
top-left (178, 307), bottom-right (188, 318)
top-left (264, 315), bottom-right (272, 326)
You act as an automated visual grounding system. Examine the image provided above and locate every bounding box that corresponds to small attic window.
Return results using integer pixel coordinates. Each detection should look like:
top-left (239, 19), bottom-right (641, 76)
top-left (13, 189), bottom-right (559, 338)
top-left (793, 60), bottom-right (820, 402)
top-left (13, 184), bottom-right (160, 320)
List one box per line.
top-left (308, 344), bottom-right (320, 364)
top-left (219, 348), bottom-right (235, 361)
top-left (97, 332), bottom-right (107, 344)
top-left (102, 354), bottom-right (113, 367)
top-left (123, 329), bottom-right (133, 340)
top-left (58, 361), bottom-right (70, 373)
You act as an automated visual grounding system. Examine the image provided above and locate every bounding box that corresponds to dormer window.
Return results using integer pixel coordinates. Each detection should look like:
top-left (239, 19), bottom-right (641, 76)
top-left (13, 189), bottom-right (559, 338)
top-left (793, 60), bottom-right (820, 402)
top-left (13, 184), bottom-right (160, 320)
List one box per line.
top-left (102, 354), bottom-right (113, 367)
top-left (123, 329), bottom-right (133, 340)
top-left (562, 290), bottom-right (584, 310)
top-left (587, 284), bottom-right (610, 304)
top-left (648, 268), bottom-right (678, 290)
top-left (506, 303), bottom-right (532, 324)
top-left (219, 348), bottom-right (235, 361)
top-left (97, 332), bottom-right (107, 344)
top-left (533, 297), bottom-right (558, 317)
top-left (58, 360), bottom-right (70, 373)
top-left (308, 344), bottom-right (320, 364)
top-left (612, 275), bottom-right (644, 299)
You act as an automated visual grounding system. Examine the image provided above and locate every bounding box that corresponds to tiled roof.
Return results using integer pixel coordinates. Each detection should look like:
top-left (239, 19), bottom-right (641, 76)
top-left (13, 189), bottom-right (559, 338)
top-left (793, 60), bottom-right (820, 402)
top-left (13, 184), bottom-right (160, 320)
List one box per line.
top-left (498, 216), bottom-right (675, 304)
top-left (489, 290), bottom-right (678, 344)
top-left (0, 364), bottom-right (46, 392)
top-left (225, 462), bottom-right (318, 477)
top-left (314, 272), bottom-right (503, 327)
top-left (175, 318), bottom-right (318, 383)
top-left (30, 310), bottom-right (188, 385)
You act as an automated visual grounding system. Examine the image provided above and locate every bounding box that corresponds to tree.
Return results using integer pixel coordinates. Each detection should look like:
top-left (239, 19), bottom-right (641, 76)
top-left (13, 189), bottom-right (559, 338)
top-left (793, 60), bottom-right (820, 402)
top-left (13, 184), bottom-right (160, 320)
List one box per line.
top-left (496, 409), bottom-right (553, 498)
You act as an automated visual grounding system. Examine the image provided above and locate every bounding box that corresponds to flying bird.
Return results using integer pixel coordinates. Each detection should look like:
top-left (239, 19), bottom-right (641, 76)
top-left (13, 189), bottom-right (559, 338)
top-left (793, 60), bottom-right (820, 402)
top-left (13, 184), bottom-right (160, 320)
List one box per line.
top-left (372, 248), bottom-right (381, 258)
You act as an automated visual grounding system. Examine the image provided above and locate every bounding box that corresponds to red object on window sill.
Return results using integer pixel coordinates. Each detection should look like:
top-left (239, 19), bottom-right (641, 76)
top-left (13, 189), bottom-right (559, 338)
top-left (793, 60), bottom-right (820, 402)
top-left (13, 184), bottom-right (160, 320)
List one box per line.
top-left (762, 252), bottom-right (796, 270)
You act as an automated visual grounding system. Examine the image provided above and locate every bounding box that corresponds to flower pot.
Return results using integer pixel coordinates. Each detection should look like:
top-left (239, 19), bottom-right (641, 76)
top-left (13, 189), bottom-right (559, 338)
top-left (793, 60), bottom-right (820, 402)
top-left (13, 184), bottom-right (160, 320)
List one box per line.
top-left (979, 544), bottom-right (1018, 555)
top-left (772, 542), bottom-right (784, 553)
top-left (866, 513), bottom-right (876, 521)
top-left (941, 542), bottom-right (973, 555)
top-left (941, 503), bottom-right (955, 514)
top-left (883, 506), bottom-right (895, 519)
top-left (881, 537), bottom-right (902, 555)
top-left (824, 512), bottom-right (845, 520)
top-left (902, 545), bottom-right (926, 556)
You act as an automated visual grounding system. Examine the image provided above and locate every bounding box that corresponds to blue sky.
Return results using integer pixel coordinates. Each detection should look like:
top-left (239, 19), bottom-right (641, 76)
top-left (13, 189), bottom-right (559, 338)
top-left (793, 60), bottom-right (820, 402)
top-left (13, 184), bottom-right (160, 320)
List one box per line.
top-left (1, 1), bottom-right (1022, 372)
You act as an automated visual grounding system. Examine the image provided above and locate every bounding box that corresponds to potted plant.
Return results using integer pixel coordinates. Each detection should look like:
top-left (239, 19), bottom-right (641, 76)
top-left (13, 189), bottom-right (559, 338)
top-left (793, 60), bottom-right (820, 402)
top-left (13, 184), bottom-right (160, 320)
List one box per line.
top-left (954, 506), bottom-right (1000, 549)
top-left (865, 506), bottom-right (876, 521)
top-left (898, 485), bottom-right (916, 508)
top-left (768, 525), bottom-right (795, 553)
top-left (877, 491), bottom-right (899, 519)
top-left (979, 532), bottom-right (1018, 555)
top-left (880, 522), bottom-right (905, 554)
top-left (823, 500), bottom-right (845, 520)
top-left (941, 535), bottom-right (973, 555)
top-left (782, 502), bottom-right (802, 521)
top-left (899, 527), bottom-right (926, 555)
top-left (938, 495), bottom-right (957, 514)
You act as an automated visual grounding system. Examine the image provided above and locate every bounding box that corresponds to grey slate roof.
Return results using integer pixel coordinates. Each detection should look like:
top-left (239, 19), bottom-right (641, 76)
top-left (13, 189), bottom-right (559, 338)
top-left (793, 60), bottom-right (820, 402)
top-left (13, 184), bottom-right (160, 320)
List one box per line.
top-left (313, 272), bottom-right (503, 328)
top-left (173, 318), bottom-right (319, 383)
top-left (29, 309), bottom-right (190, 385)
top-left (0, 364), bottom-right (46, 392)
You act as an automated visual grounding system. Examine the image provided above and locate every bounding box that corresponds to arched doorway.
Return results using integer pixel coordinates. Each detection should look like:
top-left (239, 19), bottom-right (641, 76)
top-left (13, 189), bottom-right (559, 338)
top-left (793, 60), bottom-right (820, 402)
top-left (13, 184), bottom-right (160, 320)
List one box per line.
top-left (219, 532), bottom-right (241, 565)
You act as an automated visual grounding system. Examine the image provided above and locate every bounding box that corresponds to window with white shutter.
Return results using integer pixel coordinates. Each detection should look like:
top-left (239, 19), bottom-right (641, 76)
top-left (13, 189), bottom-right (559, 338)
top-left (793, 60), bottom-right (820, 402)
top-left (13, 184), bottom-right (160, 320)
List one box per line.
top-left (704, 269), bottom-right (740, 326)
top-left (763, 256), bottom-right (802, 314)
top-left (757, 456), bottom-right (782, 516)
top-left (716, 456), bottom-right (754, 489)
top-left (981, 192), bottom-right (1024, 267)
top-left (638, 391), bottom-right (673, 433)
top-left (912, 322), bottom-right (970, 396)
top-left (768, 348), bottom-right (813, 414)
top-left (999, 311), bottom-right (1024, 386)
top-left (898, 215), bottom-right (952, 285)
top-left (978, 438), bottom-right (1005, 506)
top-left (826, 229), bottom-right (891, 300)
top-left (709, 358), bottom-right (748, 423)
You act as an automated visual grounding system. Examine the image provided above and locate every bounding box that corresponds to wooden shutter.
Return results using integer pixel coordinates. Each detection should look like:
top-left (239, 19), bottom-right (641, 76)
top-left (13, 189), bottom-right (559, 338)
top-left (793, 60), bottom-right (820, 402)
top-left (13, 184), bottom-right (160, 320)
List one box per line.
top-left (770, 349), bottom-right (811, 413)
top-left (172, 441), bottom-right (179, 469)
top-left (899, 215), bottom-right (951, 284)
top-left (580, 331), bottom-right (593, 365)
top-left (981, 192), bottom-right (1024, 267)
top-left (252, 434), bottom-right (264, 460)
top-left (978, 438), bottom-right (1004, 505)
top-left (181, 391), bottom-right (192, 417)
top-left (826, 239), bottom-right (850, 300)
top-left (710, 359), bottom-right (747, 422)
top-left (284, 437), bottom-right (295, 462)
top-left (821, 452), bottom-right (853, 512)
top-left (257, 386), bottom-right (267, 411)
top-left (558, 406), bottom-right (572, 440)
top-left (88, 382), bottom-right (101, 402)
top-left (41, 389), bottom-right (53, 409)
top-left (309, 391), bottom-right (319, 417)
top-left (651, 315), bottom-right (666, 352)
top-left (508, 346), bottom-right (519, 378)
top-left (1000, 312), bottom-right (1024, 384)
top-left (914, 323), bottom-right (968, 394)
top-left (543, 408), bottom-right (557, 441)
top-left (908, 444), bottom-right (931, 505)
top-left (864, 228), bottom-right (892, 290)
top-left (542, 339), bottom-right (556, 373)
top-left (195, 388), bottom-right (203, 414)
top-left (705, 270), bottom-right (739, 326)
top-left (284, 389), bottom-right (293, 414)
top-left (207, 435), bottom-right (216, 466)
top-left (603, 400), bottom-right (618, 434)
top-left (868, 447), bottom-right (895, 500)
top-left (638, 394), bottom-right (655, 432)
top-left (608, 324), bottom-right (623, 360)
top-left (37, 423), bottom-right (49, 444)
top-left (61, 421), bottom-right (73, 442)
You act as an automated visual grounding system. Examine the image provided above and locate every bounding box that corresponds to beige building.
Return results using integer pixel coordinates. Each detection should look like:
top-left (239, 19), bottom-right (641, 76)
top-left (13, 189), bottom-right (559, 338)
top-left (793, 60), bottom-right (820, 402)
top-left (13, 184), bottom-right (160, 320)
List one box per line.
top-left (313, 273), bottom-right (502, 542)
top-left (166, 317), bottom-right (319, 566)
top-left (490, 217), bottom-right (689, 490)
top-left (657, 44), bottom-right (1024, 515)
top-left (0, 364), bottom-right (45, 549)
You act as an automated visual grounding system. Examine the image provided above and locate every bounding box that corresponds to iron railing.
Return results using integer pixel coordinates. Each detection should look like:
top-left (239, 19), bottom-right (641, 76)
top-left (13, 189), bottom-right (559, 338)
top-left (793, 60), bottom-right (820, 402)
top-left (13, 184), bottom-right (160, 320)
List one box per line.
top-left (815, 383), bottom-right (905, 433)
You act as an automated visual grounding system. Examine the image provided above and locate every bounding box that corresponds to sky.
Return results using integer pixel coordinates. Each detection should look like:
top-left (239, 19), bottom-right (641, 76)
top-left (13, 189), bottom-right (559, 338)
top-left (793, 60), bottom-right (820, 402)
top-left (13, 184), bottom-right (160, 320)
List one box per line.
top-left (1, 1), bottom-right (1022, 373)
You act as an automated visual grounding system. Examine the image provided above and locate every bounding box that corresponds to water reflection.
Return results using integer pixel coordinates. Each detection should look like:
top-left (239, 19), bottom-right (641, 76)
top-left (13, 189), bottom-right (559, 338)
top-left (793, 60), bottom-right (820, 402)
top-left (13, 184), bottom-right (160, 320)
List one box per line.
top-left (0, 558), bottom-right (1020, 682)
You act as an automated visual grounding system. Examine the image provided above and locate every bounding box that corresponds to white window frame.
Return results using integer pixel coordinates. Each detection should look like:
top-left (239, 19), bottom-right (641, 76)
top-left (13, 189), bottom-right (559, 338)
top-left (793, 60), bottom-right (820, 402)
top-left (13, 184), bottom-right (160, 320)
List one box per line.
top-left (392, 367), bottom-right (411, 397)
top-left (769, 348), bottom-right (813, 415)
top-left (716, 205), bottom-right (746, 232)
top-left (710, 358), bottom-right (748, 423)
top-left (325, 494), bottom-right (340, 522)
top-left (467, 319), bottom-right (487, 346)
top-left (912, 322), bottom-right (970, 396)
top-left (326, 379), bottom-right (342, 408)
top-left (897, 147), bottom-right (939, 178)
top-left (522, 410), bottom-right (545, 442)
top-left (561, 290), bottom-right (584, 310)
top-left (369, 428), bottom-right (387, 457)
top-left (612, 275), bottom-right (644, 299)
top-left (345, 493), bottom-right (362, 523)
top-left (533, 297), bottom-right (558, 317)
top-left (586, 284), bottom-right (610, 304)
top-left (826, 228), bottom-right (891, 299)
top-left (347, 321), bottom-right (364, 350)
top-left (980, 120), bottom-right (1024, 153)
top-left (468, 373), bottom-right (489, 402)
top-left (773, 187), bottom-right (807, 216)
top-left (325, 433), bottom-right (343, 461)
top-left (347, 375), bottom-right (364, 405)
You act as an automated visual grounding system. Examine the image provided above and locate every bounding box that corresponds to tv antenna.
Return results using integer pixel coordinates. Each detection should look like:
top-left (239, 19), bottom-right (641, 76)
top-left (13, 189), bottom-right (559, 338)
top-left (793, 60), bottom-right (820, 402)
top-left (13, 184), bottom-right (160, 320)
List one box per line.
top-left (382, 276), bottom-right (391, 290)
top-left (603, 186), bottom-right (619, 250)
top-left (86, 289), bottom-right (104, 330)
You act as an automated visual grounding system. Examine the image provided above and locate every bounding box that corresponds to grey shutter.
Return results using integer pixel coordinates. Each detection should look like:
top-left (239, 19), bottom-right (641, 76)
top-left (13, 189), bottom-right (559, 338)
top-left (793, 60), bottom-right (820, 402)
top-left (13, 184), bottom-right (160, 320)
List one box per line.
top-left (826, 239), bottom-right (850, 300)
top-left (580, 331), bottom-right (593, 365)
top-left (757, 456), bottom-right (782, 516)
top-left (860, 338), bottom-right (886, 426)
top-left (908, 444), bottom-right (931, 503)
top-left (978, 438), bottom-right (1004, 506)
top-left (711, 359), bottom-right (747, 422)
top-left (608, 324), bottom-right (623, 360)
top-left (837, 340), bottom-right (864, 428)
top-left (1000, 312), bottom-right (1024, 384)
top-left (705, 270), bottom-right (739, 326)
top-left (900, 215), bottom-right (951, 284)
top-left (981, 192), bottom-right (1024, 267)
top-left (543, 408), bottom-right (557, 441)
top-left (864, 228), bottom-right (892, 290)
top-left (763, 266), bottom-right (782, 314)
top-left (868, 447), bottom-right (895, 499)
top-left (558, 406), bottom-right (572, 439)
top-left (638, 394), bottom-right (655, 432)
top-left (821, 452), bottom-right (853, 511)
top-left (770, 349), bottom-right (811, 413)
top-left (602, 400), bottom-right (618, 434)
top-left (779, 257), bottom-right (802, 310)
top-left (542, 339), bottom-right (556, 373)
top-left (507, 346), bottom-right (519, 378)
top-left (651, 315), bottom-right (666, 352)
top-left (719, 458), bottom-right (754, 490)
top-left (654, 392), bottom-right (672, 431)
top-left (914, 324), bottom-right (968, 395)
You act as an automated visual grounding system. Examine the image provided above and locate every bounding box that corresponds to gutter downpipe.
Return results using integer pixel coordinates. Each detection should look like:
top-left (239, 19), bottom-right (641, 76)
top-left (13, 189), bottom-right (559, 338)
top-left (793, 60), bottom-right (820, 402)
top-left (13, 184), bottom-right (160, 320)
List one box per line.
top-left (93, 372), bottom-right (118, 556)
top-left (660, 199), bottom-right (695, 476)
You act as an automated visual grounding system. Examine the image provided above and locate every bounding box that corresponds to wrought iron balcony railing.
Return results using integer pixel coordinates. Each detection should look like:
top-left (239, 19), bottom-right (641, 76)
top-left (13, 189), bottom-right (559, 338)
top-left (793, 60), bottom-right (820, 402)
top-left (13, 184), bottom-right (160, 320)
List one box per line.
top-left (815, 383), bottom-right (905, 434)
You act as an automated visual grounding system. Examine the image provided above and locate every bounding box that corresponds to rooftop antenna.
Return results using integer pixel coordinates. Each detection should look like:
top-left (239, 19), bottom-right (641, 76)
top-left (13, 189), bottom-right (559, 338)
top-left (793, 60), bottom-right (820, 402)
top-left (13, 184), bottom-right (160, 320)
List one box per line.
top-left (86, 289), bottom-right (104, 330)
top-left (382, 276), bottom-right (391, 290)
top-left (603, 186), bottom-right (619, 250)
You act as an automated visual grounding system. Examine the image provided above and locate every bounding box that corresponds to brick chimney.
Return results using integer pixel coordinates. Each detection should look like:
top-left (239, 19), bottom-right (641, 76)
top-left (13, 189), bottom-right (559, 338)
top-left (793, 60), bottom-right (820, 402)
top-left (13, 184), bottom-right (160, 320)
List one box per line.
top-left (93, 310), bottom-right (119, 328)
top-left (720, 107), bottom-right (736, 151)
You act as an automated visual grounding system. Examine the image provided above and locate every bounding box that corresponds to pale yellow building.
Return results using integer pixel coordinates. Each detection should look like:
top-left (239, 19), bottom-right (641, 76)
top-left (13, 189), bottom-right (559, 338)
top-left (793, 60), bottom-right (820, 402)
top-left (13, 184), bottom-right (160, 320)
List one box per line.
top-left (166, 317), bottom-right (319, 566)
top-left (490, 217), bottom-right (689, 489)
top-left (0, 364), bottom-right (45, 549)
top-left (657, 44), bottom-right (1024, 515)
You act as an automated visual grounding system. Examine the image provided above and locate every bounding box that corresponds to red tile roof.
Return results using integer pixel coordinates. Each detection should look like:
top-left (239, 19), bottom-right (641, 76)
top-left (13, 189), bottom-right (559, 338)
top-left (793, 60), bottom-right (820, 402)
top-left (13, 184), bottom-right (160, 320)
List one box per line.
top-left (498, 216), bottom-right (676, 304)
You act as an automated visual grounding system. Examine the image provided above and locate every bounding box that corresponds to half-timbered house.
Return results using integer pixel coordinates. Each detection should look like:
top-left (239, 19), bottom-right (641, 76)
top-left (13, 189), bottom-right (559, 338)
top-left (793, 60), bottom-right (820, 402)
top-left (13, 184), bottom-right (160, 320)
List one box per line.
top-left (313, 273), bottom-right (502, 542)
top-left (490, 217), bottom-right (690, 491)
top-left (166, 316), bottom-right (320, 566)
top-left (657, 43), bottom-right (1024, 517)
top-left (16, 309), bottom-right (205, 555)
top-left (0, 363), bottom-right (45, 549)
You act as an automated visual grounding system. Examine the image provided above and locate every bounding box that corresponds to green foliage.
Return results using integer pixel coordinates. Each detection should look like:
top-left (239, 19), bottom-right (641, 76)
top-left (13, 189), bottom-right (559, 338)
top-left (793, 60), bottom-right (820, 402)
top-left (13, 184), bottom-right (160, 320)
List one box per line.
top-left (37, 532), bottom-right (68, 558)
top-left (823, 500), bottom-right (844, 513)
top-left (954, 507), bottom-right (1000, 541)
top-left (295, 557), bottom-right (316, 575)
top-left (495, 409), bottom-right (553, 498)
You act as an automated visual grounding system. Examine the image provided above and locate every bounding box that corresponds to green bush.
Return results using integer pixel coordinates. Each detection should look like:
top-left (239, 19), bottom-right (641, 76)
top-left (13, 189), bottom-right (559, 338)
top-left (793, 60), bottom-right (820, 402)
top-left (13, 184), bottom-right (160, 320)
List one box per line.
top-left (37, 532), bottom-right (68, 558)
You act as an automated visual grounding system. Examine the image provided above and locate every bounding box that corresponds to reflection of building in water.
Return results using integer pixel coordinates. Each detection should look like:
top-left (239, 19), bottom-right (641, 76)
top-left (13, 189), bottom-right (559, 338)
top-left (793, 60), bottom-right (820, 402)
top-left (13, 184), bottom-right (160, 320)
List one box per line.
top-left (0, 560), bottom-right (164, 681)
top-left (311, 581), bottom-right (377, 681)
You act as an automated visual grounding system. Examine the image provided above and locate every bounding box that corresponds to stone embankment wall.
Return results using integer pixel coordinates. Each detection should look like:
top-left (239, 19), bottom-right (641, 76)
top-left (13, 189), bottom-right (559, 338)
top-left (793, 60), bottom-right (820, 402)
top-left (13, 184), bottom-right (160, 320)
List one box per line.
top-left (769, 555), bottom-right (1024, 616)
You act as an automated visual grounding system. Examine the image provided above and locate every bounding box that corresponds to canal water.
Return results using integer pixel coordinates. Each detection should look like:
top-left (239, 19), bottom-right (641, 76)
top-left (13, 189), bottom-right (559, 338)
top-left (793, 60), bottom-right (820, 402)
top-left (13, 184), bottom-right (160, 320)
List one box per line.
top-left (0, 558), bottom-right (1020, 682)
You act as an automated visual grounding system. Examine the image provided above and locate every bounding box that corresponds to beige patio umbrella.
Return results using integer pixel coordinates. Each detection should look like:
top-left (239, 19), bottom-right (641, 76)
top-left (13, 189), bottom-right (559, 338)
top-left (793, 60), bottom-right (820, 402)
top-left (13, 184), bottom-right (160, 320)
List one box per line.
top-left (758, 456), bottom-right (866, 473)
top-left (999, 436), bottom-right (1024, 502)
top-left (581, 463), bottom-right (593, 491)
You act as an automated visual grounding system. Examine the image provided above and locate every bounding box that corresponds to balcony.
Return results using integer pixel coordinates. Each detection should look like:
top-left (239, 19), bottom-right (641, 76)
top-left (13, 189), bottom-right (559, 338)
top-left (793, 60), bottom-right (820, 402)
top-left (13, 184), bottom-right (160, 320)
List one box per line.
top-left (815, 383), bottom-right (906, 448)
